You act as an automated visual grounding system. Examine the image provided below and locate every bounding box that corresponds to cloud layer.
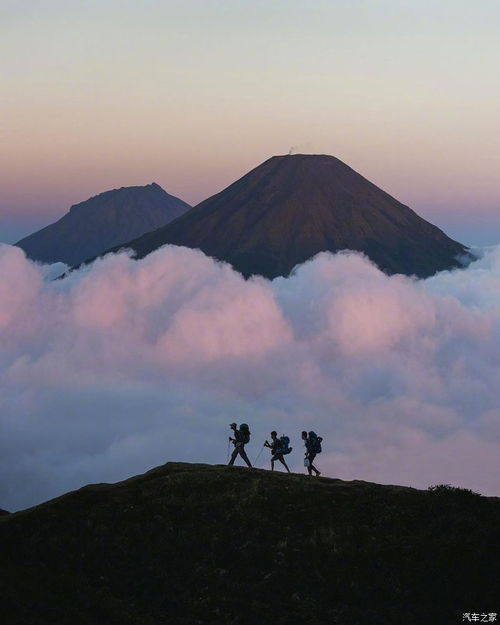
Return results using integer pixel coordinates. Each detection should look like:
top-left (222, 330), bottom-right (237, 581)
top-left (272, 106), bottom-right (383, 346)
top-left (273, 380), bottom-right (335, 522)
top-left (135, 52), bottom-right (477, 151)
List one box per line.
top-left (1, 243), bottom-right (500, 510)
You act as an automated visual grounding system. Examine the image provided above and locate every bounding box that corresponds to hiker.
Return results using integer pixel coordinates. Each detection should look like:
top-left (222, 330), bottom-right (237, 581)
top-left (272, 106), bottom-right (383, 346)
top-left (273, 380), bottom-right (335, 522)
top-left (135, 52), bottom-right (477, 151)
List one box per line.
top-left (264, 431), bottom-right (291, 472)
top-left (228, 423), bottom-right (252, 468)
top-left (302, 430), bottom-right (322, 476)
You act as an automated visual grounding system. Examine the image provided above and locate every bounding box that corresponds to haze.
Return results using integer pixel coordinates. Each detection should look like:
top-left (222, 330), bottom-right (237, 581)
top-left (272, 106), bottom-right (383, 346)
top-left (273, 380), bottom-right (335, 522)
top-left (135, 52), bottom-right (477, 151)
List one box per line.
top-left (2, 0), bottom-right (500, 244)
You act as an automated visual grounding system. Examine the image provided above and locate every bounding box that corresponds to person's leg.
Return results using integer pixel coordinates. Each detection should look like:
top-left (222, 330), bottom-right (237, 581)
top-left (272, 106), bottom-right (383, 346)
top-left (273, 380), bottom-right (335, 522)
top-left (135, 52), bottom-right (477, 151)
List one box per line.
top-left (271, 453), bottom-right (279, 471)
top-left (238, 445), bottom-right (252, 468)
top-left (307, 453), bottom-right (316, 476)
top-left (228, 446), bottom-right (238, 466)
top-left (309, 452), bottom-right (320, 475)
top-left (279, 455), bottom-right (290, 473)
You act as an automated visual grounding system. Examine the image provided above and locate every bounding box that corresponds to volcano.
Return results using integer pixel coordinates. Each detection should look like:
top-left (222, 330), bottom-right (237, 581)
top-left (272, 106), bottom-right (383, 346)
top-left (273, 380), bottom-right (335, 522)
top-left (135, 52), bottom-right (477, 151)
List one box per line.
top-left (16, 183), bottom-right (190, 266)
top-left (110, 155), bottom-right (468, 279)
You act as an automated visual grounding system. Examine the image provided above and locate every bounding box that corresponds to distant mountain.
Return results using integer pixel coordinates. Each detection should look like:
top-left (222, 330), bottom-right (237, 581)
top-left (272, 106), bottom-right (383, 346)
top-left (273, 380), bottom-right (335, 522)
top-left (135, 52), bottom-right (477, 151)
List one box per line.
top-left (16, 183), bottom-right (190, 266)
top-left (110, 155), bottom-right (468, 279)
top-left (1, 463), bottom-right (498, 624)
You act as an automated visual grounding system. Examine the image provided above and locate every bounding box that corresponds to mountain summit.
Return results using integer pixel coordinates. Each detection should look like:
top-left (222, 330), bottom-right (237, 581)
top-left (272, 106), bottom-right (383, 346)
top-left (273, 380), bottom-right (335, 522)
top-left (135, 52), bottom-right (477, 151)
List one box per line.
top-left (113, 155), bottom-right (468, 279)
top-left (16, 183), bottom-right (190, 266)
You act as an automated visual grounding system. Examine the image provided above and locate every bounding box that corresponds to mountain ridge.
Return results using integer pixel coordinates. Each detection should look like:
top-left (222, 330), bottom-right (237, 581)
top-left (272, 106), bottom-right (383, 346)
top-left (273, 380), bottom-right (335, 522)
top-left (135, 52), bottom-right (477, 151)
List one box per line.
top-left (67, 182), bottom-right (163, 213)
top-left (1, 462), bottom-right (498, 625)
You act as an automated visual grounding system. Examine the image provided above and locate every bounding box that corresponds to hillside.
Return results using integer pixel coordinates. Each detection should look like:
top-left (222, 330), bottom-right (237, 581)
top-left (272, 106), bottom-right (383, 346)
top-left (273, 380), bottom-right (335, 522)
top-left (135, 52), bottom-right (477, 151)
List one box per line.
top-left (16, 183), bottom-right (190, 266)
top-left (1, 462), bottom-right (498, 625)
top-left (109, 155), bottom-right (469, 279)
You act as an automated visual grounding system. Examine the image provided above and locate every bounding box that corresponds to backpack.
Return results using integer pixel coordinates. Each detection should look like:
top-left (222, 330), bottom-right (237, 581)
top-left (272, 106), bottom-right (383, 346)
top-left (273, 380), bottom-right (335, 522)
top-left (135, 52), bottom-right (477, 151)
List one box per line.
top-left (239, 423), bottom-right (250, 444)
top-left (308, 431), bottom-right (322, 454)
top-left (278, 435), bottom-right (292, 455)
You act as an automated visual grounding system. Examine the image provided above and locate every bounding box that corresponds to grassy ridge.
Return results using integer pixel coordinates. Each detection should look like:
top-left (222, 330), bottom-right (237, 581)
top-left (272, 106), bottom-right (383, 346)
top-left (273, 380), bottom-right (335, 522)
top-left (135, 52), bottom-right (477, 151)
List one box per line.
top-left (1, 463), bottom-right (498, 625)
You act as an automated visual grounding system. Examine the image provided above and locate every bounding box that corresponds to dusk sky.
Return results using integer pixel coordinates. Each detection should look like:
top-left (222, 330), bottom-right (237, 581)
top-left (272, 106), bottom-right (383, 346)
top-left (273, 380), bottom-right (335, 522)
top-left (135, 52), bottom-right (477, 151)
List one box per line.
top-left (3, 1), bottom-right (500, 511)
top-left (1, 0), bottom-right (500, 245)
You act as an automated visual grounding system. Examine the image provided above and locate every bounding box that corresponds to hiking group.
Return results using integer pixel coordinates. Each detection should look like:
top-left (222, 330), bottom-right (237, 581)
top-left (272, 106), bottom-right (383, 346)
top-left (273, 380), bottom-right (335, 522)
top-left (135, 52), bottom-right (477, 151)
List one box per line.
top-left (228, 423), bottom-right (323, 476)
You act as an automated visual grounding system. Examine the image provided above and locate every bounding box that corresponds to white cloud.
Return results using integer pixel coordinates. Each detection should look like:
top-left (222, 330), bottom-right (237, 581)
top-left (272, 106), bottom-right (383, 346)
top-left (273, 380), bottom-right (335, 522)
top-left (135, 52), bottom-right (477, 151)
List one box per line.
top-left (1, 243), bottom-right (499, 510)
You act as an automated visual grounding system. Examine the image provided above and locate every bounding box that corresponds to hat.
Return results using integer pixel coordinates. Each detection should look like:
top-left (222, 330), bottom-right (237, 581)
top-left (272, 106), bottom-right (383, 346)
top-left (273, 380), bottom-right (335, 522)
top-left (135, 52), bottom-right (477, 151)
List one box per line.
top-left (229, 422), bottom-right (237, 427)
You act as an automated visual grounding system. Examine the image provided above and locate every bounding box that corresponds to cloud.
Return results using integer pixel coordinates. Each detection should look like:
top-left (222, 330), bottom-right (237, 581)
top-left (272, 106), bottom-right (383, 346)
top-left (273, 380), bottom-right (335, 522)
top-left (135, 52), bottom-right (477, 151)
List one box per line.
top-left (1, 243), bottom-right (500, 511)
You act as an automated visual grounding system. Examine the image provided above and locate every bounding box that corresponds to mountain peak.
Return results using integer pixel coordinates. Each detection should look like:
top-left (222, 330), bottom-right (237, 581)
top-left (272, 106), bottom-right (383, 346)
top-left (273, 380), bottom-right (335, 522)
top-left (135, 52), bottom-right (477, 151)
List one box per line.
top-left (16, 184), bottom-right (191, 266)
top-left (272, 152), bottom-right (339, 159)
top-left (111, 155), bottom-right (468, 279)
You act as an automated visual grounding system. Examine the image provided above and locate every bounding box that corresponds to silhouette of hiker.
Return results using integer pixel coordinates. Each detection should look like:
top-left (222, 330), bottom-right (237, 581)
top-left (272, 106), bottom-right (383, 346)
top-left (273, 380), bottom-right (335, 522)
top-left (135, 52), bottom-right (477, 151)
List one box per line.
top-left (264, 431), bottom-right (291, 472)
top-left (228, 423), bottom-right (252, 467)
top-left (302, 430), bottom-right (322, 476)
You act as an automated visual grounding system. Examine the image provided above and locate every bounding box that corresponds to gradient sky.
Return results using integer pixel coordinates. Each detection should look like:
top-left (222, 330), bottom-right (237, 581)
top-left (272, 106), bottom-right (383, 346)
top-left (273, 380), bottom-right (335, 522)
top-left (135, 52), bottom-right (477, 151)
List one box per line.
top-left (1, 0), bottom-right (500, 245)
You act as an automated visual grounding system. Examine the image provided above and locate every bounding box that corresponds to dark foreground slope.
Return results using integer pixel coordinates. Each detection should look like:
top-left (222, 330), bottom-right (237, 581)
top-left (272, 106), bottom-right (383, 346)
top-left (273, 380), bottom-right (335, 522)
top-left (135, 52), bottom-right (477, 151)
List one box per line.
top-left (16, 183), bottom-right (190, 266)
top-left (1, 463), bottom-right (498, 625)
top-left (113, 155), bottom-right (468, 279)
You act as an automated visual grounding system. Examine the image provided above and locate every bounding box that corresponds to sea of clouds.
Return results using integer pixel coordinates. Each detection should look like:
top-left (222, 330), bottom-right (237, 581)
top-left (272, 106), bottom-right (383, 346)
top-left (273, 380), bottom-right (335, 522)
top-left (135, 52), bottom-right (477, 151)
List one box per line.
top-left (1, 242), bottom-right (500, 510)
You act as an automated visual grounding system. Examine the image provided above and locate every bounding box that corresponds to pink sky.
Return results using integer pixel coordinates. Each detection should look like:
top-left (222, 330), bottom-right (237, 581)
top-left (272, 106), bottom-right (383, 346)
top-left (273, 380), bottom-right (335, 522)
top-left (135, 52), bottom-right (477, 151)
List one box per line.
top-left (2, 1), bottom-right (500, 244)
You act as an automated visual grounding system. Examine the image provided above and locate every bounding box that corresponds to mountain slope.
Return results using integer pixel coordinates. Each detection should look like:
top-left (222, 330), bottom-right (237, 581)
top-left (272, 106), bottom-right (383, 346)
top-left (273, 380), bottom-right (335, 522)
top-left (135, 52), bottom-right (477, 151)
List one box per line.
top-left (16, 183), bottom-right (190, 266)
top-left (112, 155), bottom-right (468, 279)
top-left (1, 462), bottom-right (498, 625)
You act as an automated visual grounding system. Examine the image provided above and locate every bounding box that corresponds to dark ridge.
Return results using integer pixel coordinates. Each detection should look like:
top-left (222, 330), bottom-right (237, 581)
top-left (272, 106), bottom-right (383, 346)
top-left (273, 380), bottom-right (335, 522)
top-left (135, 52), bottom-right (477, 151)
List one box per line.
top-left (1, 462), bottom-right (498, 624)
top-left (101, 154), bottom-right (469, 279)
top-left (16, 184), bottom-right (191, 266)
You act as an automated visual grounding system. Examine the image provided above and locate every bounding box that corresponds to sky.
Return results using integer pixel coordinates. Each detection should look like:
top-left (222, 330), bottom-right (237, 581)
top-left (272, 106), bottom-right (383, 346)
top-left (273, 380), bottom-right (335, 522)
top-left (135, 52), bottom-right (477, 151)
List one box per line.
top-left (2, 243), bottom-right (500, 511)
top-left (1, 0), bottom-right (500, 245)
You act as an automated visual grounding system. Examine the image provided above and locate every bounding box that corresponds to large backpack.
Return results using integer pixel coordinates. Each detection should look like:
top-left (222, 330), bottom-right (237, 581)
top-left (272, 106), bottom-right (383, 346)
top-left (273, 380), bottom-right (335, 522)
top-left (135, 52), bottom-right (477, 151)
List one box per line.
top-left (308, 431), bottom-right (322, 454)
top-left (239, 423), bottom-right (250, 444)
top-left (278, 435), bottom-right (292, 455)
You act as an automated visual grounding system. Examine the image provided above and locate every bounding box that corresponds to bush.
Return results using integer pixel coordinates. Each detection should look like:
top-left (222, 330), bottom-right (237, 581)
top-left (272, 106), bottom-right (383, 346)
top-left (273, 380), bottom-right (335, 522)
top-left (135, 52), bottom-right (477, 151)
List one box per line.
top-left (427, 484), bottom-right (481, 498)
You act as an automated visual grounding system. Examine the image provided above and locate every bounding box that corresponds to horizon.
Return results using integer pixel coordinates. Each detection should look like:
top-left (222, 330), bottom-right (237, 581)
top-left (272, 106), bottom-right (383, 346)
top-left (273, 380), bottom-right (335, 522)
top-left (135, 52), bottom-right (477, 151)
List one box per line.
top-left (2, 1), bottom-right (500, 246)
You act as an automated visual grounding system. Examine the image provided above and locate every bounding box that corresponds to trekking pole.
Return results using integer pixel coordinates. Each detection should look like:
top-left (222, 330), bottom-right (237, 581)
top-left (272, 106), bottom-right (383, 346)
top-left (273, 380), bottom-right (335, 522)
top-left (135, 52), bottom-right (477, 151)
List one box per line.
top-left (253, 443), bottom-right (265, 466)
top-left (227, 438), bottom-right (231, 462)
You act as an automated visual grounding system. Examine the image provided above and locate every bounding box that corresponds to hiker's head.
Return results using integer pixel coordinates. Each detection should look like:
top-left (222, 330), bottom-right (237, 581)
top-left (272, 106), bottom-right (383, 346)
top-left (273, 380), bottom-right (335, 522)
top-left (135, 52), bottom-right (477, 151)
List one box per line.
top-left (301, 431), bottom-right (308, 439)
top-left (230, 423), bottom-right (237, 430)
top-left (271, 431), bottom-right (277, 438)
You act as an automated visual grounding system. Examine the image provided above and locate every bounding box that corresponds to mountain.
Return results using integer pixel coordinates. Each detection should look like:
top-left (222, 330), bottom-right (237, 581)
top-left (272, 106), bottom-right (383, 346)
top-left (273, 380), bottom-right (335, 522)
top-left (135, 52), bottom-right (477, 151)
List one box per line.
top-left (108, 155), bottom-right (469, 279)
top-left (1, 462), bottom-right (498, 625)
top-left (16, 183), bottom-right (190, 266)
